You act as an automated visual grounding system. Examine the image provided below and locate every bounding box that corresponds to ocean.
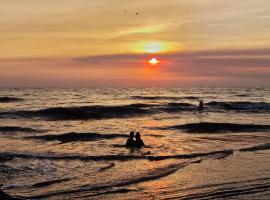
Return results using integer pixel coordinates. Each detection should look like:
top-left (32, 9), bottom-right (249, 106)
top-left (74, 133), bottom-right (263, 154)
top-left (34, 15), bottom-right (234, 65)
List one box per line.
top-left (0, 87), bottom-right (270, 199)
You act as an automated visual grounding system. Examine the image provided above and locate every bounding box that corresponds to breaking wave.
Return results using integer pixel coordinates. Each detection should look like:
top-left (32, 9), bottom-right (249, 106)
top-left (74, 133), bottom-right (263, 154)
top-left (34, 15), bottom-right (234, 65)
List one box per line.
top-left (162, 122), bottom-right (270, 133)
top-left (1, 101), bottom-right (269, 121)
top-left (0, 104), bottom-right (153, 120)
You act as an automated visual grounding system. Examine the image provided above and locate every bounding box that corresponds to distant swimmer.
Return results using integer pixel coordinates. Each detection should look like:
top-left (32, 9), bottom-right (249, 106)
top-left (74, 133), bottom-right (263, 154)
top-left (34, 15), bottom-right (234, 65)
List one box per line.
top-left (126, 131), bottom-right (135, 148)
top-left (199, 100), bottom-right (204, 111)
top-left (135, 131), bottom-right (145, 148)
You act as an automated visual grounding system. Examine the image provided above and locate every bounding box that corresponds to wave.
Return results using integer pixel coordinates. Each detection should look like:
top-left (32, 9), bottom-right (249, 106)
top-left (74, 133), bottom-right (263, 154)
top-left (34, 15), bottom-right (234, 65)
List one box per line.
top-left (2, 101), bottom-right (269, 121)
top-left (161, 103), bottom-right (197, 112)
top-left (26, 160), bottom-right (198, 199)
top-left (239, 143), bottom-right (270, 152)
top-left (27, 132), bottom-right (127, 143)
top-left (0, 96), bottom-right (23, 103)
top-left (0, 149), bottom-right (233, 162)
top-left (0, 103), bottom-right (194, 121)
top-left (131, 95), bottom-right (200, 100)
top-left (172, 177), bottom-right (270, 200)
top-left (206, 101), bottom-right (270, 112)
top-left (162, 122), bottom-right (270, 133)
top-left (99, 163), bottom-right (115, 172)
top-left (236, 94), bottom-right (250, 97)
top-left (0, 104), bottom-right (152, 120)
top-left (0, 164), bottom-right (21, 174)
top-left (0, 190), bottom-right (24, 200)
top-left (0, 152), bottom-right (145, 162)
top-left (0, 126), bottom-right (44, 133)
top-left (32, 178), bottom-right (72, 188)
top-left (78, 188), bottom-right (140, 198)
top-left (0, 154), bottom-right (15, 163)
top-left (147, 149), bottom-right (234, 161)
top-left (3, 143), bottom-right (270, 164)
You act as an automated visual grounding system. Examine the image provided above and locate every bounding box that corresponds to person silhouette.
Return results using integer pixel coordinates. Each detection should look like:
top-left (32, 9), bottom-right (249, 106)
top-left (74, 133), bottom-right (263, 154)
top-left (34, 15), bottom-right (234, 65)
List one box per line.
top-left (199, 100), bottom-right (204, 111)
top-left (135, 132), bottom-right (144, 148)
top-left (126, 131), bottom-right (135, 148)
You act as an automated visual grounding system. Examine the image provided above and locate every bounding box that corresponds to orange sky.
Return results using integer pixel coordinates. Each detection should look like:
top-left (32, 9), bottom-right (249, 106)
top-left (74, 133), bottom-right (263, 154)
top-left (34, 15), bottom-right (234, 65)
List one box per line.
top-left (0, 0), bottom-right (270, 87)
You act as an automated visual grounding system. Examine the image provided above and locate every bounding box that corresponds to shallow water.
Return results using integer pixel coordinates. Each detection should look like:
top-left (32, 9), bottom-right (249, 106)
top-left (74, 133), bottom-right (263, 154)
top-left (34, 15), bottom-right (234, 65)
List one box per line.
top-left (0, 87), bottom-right (270, 199)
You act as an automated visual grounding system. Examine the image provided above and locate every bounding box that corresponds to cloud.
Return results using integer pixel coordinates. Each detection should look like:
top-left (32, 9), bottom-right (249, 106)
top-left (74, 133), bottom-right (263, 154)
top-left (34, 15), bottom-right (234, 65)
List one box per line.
top-left (107, 24), bottom-right (168, 40)
top-left (74, 47), bottom-right (270, 65)
top-left (73, 48), bottom-right (270, 83)
top-left (1, 48), bottom-right (269, 87)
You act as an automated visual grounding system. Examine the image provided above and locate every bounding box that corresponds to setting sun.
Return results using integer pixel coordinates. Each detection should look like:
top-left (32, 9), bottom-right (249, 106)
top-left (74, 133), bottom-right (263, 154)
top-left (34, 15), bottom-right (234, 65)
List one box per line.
top-left (148, 58), bottom-right (160, 65)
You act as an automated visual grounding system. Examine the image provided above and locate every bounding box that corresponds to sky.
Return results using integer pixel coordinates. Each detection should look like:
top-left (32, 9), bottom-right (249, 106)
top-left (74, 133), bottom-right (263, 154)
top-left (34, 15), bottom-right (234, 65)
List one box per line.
top-left (0, 0), bottom-right (270, 87)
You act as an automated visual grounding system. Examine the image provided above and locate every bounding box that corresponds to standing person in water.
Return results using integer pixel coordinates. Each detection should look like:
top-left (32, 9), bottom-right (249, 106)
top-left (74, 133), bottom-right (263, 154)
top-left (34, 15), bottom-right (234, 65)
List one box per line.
top-left (126, 131), bottom-right (135, 148)
top-left (199, 100), bottom-right (204, 111)
top-left (135, 131), bottom-right (145, 148)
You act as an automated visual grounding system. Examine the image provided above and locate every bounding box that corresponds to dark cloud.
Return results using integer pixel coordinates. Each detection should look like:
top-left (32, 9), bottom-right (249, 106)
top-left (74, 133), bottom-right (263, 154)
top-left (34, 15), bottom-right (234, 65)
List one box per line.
top-left (74, 48), bottom-right (270, 63)
top-left (73, 48), bottom-right (270, 85)
top-left (74, 48), bottom-right (270, 69)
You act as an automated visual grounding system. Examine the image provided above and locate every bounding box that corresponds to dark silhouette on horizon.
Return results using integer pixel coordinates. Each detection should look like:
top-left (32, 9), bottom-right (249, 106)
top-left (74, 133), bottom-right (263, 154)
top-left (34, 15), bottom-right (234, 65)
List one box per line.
top-left (135, 131), bottom-right (145, 148)
top-left (126, 131), bottom-right (135, 148)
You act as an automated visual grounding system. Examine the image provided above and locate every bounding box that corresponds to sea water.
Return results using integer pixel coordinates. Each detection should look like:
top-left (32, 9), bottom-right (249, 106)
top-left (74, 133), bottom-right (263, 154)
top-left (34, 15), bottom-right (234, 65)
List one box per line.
top-left (0, 87), bottom-right (270, 199)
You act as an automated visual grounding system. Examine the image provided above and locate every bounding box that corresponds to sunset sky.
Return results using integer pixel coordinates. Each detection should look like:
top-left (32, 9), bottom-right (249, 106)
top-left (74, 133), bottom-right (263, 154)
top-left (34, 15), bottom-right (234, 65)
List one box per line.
top-left (1, 0), bottom-right (270, 87)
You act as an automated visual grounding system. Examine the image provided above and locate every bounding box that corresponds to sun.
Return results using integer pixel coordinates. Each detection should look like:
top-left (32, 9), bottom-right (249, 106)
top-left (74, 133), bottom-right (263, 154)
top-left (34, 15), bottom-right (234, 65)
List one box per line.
top-left (148, 58), bottom-right (160, 66)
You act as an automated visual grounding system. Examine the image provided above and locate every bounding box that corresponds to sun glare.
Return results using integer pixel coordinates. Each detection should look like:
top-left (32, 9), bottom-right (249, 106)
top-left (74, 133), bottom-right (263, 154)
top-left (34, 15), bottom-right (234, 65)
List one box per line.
top-left (148, 58), bottom-right (160, 65)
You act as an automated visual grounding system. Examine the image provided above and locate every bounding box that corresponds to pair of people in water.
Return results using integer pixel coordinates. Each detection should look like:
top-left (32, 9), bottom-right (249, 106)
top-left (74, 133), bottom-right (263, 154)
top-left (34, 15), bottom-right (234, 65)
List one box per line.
top-left (126, 131), bottom-right (144, 148)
